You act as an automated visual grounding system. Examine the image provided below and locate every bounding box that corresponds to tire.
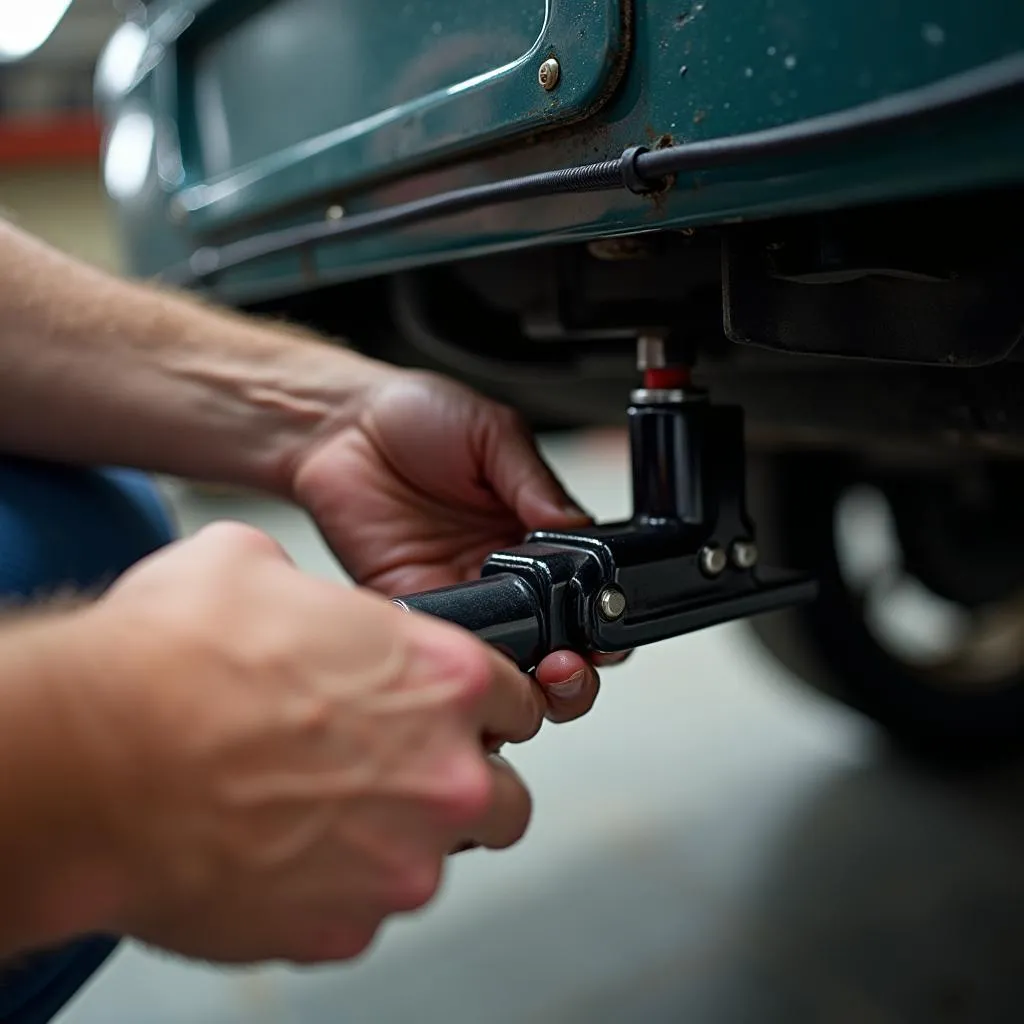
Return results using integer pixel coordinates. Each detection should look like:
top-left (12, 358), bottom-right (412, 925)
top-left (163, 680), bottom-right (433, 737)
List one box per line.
top-left (747, 451), bottom-right (1024, 763)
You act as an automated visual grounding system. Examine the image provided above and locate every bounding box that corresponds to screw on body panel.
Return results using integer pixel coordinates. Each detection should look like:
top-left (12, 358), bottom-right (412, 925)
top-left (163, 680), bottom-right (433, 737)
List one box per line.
top-left (538, 57), bottom-right (561, 91)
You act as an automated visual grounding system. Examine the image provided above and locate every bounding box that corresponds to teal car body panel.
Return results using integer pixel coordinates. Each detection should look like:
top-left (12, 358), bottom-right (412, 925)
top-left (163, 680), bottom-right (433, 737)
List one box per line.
top-left (170, 0), bottom-right (630, 229)
top-left (103, 0), bottom-right (1024, 305)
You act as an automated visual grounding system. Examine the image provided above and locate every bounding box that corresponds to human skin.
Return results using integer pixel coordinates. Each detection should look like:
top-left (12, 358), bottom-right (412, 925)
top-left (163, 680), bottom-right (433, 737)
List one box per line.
top-left (0, 221), bottom-right (615, 963)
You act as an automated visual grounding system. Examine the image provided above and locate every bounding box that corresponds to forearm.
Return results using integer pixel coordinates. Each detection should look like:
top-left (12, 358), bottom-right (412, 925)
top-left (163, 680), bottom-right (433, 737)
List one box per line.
top-left (0, 221), bottom-right (387, 495)
top-left (0, 609), bottom-right (120, 957)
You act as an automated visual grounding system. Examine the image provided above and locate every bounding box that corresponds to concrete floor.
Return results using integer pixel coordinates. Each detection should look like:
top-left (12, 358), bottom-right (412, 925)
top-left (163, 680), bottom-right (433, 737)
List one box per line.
top-left (57, 431), bottom-right (1024, 1024)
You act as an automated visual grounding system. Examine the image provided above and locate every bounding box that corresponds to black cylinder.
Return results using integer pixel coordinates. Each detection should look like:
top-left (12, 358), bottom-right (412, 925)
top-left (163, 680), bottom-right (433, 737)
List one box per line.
top-left (393, 573), bottom-right (544, 671)
top-left (629, 403), bottom-right (704, 524)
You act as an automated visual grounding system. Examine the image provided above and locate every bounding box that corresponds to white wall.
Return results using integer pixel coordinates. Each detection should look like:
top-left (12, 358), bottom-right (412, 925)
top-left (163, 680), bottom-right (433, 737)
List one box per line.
top-left (0, 164), bottom-right (122, 271)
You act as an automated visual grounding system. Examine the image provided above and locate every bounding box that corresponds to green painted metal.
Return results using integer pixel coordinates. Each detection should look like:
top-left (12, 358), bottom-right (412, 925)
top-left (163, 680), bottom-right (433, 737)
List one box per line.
top-left (164, 0), bottom-right (630, 229)
top-left (105, 0), bottom-right (1024, 302)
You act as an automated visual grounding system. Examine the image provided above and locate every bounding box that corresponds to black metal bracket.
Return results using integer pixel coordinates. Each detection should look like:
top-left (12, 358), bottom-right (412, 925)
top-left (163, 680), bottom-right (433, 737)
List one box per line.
top-left (395, 385), bottom-right (817, 672)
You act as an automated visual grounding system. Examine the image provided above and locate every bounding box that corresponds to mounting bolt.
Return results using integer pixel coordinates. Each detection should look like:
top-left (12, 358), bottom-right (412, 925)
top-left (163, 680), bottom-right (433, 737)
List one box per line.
top-left (538, 57), bottom-right (561, 91)
top-left (699, 545), bottom-right (727, 577)
top-left (596, 585), bottom-right (627, 621)
top-left (730, 539), bottom-right (759, 570)
top-left (325, 204), bottom-right (345, 221)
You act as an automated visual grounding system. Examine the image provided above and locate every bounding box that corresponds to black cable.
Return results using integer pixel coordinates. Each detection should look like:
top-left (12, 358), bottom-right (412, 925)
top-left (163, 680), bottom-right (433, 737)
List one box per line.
top-left (638, 51), bottom-right (1024, 178)
top-left (167, 51), bottom-right (1024, 287)
top-left (178, 159), bottom-right (624, 283)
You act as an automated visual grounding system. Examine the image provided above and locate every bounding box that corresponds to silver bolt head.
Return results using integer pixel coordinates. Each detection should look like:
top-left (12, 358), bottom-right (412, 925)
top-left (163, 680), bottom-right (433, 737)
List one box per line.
top-left (730, 539), bottom-right (759, 570)
top-left (325, 204), bottom-right (345, 221)
top-left (699, 545), bottom-right (727, 577)
top-left (538, 57), bottom-right (561, 91)
top-left (597, 586), bottom-right (627, 621)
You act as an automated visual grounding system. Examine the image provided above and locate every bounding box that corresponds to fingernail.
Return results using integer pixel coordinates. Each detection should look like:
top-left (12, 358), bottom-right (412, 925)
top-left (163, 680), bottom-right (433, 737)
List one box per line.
top-left (548, 669), bottom-right (587, 700)
top-left (563, 503), bottom-right (591, 521)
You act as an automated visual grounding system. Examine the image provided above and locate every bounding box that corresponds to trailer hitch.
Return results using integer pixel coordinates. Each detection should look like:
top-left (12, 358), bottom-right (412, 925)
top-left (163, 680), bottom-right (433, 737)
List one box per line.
top-left (394, 337), bottom-right (817, 671)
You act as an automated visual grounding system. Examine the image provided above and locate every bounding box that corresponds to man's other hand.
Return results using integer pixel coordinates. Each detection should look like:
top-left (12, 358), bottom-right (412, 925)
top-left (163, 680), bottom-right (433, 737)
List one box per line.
top-left (54, 523), bottom-right (585, 964)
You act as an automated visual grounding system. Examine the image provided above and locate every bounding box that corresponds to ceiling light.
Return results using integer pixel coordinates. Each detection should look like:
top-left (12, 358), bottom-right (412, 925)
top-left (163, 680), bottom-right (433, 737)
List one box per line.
top-left (104, 109), bottom-right (155, 202)
top-left (95, 21), bottom-right (149, 100)
top-left (0, 0), bottom-right (74, 61)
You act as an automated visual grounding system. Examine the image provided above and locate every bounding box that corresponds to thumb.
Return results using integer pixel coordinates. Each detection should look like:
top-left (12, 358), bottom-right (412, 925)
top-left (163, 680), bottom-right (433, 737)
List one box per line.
top-left (476, 405), bottom-right (592, 530)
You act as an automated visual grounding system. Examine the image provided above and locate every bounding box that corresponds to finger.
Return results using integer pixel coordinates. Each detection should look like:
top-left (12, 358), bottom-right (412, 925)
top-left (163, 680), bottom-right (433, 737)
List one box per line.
top-left (191, 520), bottom-right (294, 566)
top-left (465, 755), bottom-right (532, 850)
top-left (592, 650), bottom-right (633, 668)
top-left (477, 649), bottom-right (546, 746)
top-left (535, 651), bottom-right (601, 724)
top-left (476, 404), bottom-right (592, 529)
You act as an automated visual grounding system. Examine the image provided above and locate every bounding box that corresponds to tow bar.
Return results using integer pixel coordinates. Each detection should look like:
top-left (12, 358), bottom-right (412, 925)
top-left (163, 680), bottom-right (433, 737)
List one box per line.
top-left (395, 337), bottom-right (817, 669)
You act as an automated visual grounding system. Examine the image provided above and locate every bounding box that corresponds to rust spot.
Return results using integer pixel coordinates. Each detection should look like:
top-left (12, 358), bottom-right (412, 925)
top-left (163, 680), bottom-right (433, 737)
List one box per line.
top-left (647, 177), bottom-right (676, 213)
top-left (642, 128), bottom-right (676, 149)
top-left (636, 133), bottom-right (677, 212)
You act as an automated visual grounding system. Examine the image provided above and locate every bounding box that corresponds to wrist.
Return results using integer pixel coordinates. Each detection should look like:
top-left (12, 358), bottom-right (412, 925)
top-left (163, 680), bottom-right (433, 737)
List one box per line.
top-left (179, 312), bottom-right (398, 498)
top-left (0, 608), bottom-right (130, 954)
top-left (251, 331), bottom-right (397, 499)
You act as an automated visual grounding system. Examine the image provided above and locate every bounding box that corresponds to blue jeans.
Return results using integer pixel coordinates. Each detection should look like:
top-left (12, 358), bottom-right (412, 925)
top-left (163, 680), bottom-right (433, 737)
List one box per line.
top-left (0, 459), bottom-right (176, 1024)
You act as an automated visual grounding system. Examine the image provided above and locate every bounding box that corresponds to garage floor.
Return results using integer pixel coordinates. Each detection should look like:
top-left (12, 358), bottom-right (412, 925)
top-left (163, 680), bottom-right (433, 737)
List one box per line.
top-left (57, 431), bottom-right (1024, 1024)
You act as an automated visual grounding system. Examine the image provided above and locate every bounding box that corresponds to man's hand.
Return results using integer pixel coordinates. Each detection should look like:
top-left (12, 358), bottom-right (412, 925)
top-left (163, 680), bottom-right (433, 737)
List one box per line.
top-left (0, 222), bottom-right (613, 718)
top-left (29, 522), bottom-right (583, 964)
top-left (293, 370), bottom-right (621, 722)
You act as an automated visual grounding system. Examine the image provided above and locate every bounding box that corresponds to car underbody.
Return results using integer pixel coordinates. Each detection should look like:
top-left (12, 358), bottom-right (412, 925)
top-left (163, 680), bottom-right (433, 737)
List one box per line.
top-left (243, 184), bottom-right (1024, 761)
top-left (257, 186), bottom-right (1024, 463)
top-left (101, 1), bottom-right (1024, 759)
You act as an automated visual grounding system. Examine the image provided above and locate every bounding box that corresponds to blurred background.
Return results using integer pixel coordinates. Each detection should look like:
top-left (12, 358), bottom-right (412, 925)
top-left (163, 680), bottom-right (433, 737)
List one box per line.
top-left (0, 0), bottom-right (123, 268)
top-left (3, 4), bottom-right (1024, 1023)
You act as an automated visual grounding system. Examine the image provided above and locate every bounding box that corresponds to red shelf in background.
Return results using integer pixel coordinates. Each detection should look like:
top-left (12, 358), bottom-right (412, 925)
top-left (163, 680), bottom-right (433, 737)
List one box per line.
top-left (0, 111), bottom-right (102, 167)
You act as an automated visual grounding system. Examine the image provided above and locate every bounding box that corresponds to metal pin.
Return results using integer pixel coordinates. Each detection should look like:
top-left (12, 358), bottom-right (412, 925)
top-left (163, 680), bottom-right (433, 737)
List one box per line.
top-left (730, 539), bottom-right (759, 570)
top-left (637, 333), bottom-right (668, 370)
top-left (596, 585), bottom-right (627, 621)
top-left (699, 545), bottom-right (727, 577)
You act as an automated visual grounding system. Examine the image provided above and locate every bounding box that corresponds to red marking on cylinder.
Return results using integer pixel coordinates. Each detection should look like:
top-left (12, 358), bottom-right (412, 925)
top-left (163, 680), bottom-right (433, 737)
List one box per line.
top-left (644, 367), bottom-right (691, 389)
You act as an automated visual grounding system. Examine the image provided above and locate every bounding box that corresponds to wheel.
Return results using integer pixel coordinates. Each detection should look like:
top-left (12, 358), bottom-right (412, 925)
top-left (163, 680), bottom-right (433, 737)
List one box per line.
top-left (747, 451), bottom-right (1024, 762)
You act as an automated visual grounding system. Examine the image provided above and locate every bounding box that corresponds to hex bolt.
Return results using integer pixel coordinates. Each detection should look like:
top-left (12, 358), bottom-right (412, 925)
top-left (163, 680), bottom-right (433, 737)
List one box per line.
top-left (699, 545), bottom-right (727, 577)
top-left (596, 585), bottom-right (627, 621)
top-left (538, 57), bottom-right (561, 91)
top-left (730, 539), bottom-right (759, 570)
